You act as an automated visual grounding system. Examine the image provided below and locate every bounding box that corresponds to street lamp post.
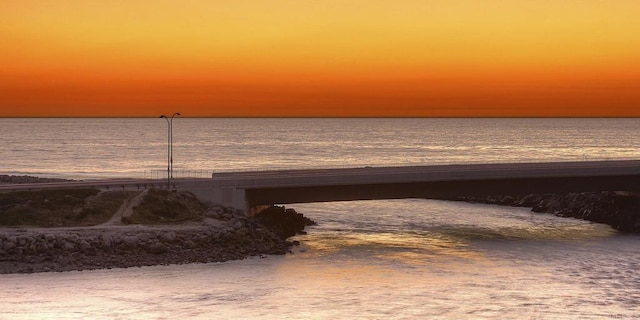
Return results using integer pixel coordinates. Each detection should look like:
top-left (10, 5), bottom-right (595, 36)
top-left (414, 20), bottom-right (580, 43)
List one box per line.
top-left (169, 112), bottom-right (180, 179)
top-left (160, 112), bottom-right (180, 188)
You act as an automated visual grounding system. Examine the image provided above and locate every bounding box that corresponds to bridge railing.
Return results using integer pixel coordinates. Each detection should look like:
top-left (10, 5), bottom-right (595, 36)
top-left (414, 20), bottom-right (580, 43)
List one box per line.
top-left (142, 169), bottom-right (216, 180)
top-left (139, 156), bottom-right (639, 179)
top-left (195, 156), bottom-right (640, 174)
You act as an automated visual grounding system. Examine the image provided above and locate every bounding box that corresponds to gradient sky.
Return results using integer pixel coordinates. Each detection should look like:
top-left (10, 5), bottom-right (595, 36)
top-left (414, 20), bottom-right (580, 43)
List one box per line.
top-left (1, 0), bottom-right (639, 117)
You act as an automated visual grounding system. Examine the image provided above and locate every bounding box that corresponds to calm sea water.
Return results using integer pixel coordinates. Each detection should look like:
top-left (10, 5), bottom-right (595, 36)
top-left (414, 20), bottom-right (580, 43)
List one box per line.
top-left (1, 118), bottom-right (639, 178)
top-left (1, 118), bottom-right (640, 319)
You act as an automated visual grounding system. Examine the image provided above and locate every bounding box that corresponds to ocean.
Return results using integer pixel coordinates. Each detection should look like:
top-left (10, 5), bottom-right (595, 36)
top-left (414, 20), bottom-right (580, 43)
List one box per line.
top-left (1, 118), bottom-right (639, 319)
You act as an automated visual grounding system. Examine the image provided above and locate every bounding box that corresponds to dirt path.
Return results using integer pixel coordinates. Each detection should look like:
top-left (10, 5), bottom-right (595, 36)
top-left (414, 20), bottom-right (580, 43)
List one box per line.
top-left (101, 190), bottom-right (146, 226)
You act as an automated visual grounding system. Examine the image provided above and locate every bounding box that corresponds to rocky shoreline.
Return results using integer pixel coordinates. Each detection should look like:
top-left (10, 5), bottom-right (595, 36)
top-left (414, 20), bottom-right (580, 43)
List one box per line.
top-left (4, 175), bottom-right (639, 274)
top-left (452, 191), bottom-right (640, 233)
top-left (0, 205), bottom-right (316, 274)
top-left (0, 175), bottom-right (72, 185)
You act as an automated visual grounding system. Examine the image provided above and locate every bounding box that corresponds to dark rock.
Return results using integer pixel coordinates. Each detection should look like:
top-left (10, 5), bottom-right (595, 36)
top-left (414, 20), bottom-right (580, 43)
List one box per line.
top-left (451, 191), bottom-right (640, 233)
top-left (255, 205), bottom-right (316, 239)
top-left (159, 231), bottom-right (176, 243)
top-left (123, 235), bottom-right (139, 247)
top-left (137, 233), bottom-right (152, 242)
top-left (63, 241), bottom-right (76, 251)
top-left (147, 242), bottom-right (168, 254)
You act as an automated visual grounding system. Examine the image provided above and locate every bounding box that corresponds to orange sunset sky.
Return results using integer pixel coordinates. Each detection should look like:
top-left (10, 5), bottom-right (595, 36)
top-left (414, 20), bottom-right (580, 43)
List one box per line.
top-left (1, 0), bottom-right (639, 117)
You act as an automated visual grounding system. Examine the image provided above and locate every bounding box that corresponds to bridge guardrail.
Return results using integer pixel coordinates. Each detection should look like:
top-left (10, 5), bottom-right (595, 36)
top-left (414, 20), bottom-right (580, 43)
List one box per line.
top-left (142, 170), bottom-right (216, 179)
top-left (186, 156), bottom-right (640, 175)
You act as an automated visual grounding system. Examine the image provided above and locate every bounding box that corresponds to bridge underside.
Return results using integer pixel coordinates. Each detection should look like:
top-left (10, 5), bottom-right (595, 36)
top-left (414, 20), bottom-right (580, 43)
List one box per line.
top-left (245, 175), bottom-right (640, 208)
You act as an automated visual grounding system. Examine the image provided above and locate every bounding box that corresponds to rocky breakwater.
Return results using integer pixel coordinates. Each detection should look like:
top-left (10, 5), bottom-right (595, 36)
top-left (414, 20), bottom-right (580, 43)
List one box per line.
top-left (453, 192), bottom-right (640, 233)
top-left (0, 175), bottom-right (72, 184)
top-left (0, 205), bottom-right (316, 274)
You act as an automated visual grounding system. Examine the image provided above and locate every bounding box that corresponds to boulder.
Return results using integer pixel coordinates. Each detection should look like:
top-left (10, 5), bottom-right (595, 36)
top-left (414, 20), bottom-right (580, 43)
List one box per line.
top-left (64, 241), bottom-right (76, 251)
top-left (3, 241), bottom-right (16, 251)
top-left (255, 205), bottom-right (316, 239)
top-left (137, 233), bottom-right (153, 243)
top-left (147, 242), bottom-right (168, 254)
top-left (160, 231), bottom-right (177, 243)
top-left (123, 235), bottom-right (139, 247)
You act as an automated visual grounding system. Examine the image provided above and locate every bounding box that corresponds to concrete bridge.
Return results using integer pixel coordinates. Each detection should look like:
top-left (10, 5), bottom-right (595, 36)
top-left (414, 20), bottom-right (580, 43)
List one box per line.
top-left (180, 160), bottom-right (640, 215)
top-left (2, 160), bottom-right (639, 215)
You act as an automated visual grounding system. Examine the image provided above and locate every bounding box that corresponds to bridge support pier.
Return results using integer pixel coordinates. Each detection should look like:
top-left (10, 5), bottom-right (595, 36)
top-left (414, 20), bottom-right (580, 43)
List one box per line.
top-left (180, 182), bottom-right (252, 215)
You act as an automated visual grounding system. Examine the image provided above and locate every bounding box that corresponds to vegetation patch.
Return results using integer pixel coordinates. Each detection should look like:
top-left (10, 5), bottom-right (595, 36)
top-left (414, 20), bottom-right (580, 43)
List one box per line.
top-left (0, 189), bottom-right (134, 227)
top-left (124, 189), bottom-right (205, 224)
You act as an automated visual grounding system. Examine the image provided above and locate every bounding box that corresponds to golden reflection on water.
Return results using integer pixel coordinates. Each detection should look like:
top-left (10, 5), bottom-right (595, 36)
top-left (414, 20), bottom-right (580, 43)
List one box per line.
top-left (297, 230), bottom-right (489, 268)
top-left (437, 223), bottom-right (618, 242)
top-left (288, 212), bottom-right (619, 276)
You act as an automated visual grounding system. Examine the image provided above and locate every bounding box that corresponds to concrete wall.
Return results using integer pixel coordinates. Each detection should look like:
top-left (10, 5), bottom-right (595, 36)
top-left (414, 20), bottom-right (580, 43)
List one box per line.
top-left (179, 181), bottom-right (249, 214)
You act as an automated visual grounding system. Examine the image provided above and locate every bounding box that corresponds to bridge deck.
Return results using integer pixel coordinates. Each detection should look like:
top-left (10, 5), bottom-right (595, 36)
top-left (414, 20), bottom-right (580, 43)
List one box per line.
top-left (210, 160), bottom-right (640, 188)
top-left (3, 160), bottom-right (640, 214)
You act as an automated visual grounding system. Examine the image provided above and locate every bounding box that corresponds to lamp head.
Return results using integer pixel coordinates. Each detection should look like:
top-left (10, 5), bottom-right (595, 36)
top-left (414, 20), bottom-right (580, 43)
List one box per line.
top-left (160, 115), bottom-right (167, 118)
